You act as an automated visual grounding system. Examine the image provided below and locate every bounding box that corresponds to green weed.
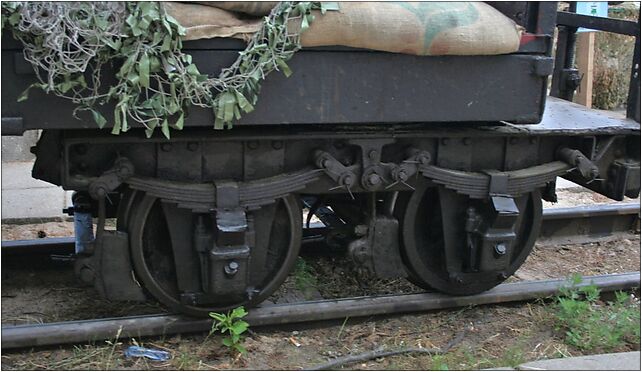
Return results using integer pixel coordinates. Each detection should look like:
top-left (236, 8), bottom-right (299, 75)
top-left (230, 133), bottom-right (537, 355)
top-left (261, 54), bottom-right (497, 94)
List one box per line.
top-left (554, 274), bottom-right (640, 352)
top-left (209, 306), bottom-right (250, 355)
top-left (294, 257), bottom-right (318, 293)
top-left (430, 355), bottom-right (450, 370)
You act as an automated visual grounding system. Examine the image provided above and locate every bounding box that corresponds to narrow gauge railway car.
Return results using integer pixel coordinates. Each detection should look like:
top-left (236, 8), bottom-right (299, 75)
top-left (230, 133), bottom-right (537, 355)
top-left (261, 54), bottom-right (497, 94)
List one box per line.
top-left (1, 2), bottom-right (639, 316)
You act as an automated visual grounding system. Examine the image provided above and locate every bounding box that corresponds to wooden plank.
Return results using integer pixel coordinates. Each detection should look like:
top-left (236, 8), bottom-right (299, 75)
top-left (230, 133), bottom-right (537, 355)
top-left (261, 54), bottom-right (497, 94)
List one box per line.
top-left (574, 32), bottom-right (595, 108)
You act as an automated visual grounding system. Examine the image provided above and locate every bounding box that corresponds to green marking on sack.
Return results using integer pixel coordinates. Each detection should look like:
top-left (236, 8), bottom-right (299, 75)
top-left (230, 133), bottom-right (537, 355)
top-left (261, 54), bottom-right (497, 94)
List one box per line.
top-left (395, 2), bottom-right (479, 54)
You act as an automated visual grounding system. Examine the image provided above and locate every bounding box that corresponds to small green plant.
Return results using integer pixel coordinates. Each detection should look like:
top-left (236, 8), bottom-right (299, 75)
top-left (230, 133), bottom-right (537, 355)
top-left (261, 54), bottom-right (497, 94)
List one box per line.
top-left (209, 306), bottom-right (250, 355)
top-left (430, 355), bottom-right (450, 370)
top-left (554, 275), bottom-right (640, 352)
top-left (294, 257), bottom-right (318, 294)
top-left (497, 344), bottom-right (526, 368)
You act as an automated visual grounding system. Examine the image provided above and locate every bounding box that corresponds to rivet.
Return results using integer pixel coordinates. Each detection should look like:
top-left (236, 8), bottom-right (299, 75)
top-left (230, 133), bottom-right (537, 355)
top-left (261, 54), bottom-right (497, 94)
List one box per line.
top-left (441, 138), bottom-right (450, 146)
top-left (160, 143), bottom-right (172, 152)
top-left (187, 142), bottom-right (199, 151)
top-left (509, 137), bottom-right (519, 145)
top-left (462, 138), bottom-right (471, 146)
top-left (272, 140), bottom-right (284, 150)
top-left (247, 141), bottom-right (259, 150)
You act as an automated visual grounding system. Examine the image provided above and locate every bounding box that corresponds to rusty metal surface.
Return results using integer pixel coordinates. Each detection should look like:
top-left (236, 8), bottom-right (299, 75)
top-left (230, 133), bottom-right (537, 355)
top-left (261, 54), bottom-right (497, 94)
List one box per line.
top-left (2, 272), bottom-right (639, 349)
top-left (539, 203), bottom-right (640, 245)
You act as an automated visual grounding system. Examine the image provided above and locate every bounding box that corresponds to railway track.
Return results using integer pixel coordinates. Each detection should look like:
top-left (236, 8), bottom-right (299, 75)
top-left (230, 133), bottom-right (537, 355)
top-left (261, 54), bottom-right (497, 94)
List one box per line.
top-left (2, 202), bottom-right (639, 349)
top-left (2, 202), bottom-right (640, 256)
top-left (2, 272), bottom-right (639, 350)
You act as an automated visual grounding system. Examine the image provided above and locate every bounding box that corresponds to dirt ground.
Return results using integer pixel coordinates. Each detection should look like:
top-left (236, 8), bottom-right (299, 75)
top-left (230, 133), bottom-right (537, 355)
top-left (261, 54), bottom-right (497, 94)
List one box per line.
top-left (0, 187), bottom-right (640, 370)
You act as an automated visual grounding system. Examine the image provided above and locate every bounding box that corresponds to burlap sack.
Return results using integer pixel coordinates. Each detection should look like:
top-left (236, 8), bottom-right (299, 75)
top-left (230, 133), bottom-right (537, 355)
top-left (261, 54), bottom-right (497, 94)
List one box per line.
top-left (166, 2), bottom-right (522, 56)
top-left (163, 2), bottom-right (261, 41)
top-left (192, 2), bottom-right (278, 16)
top-left (292, 2), bottom-right (523, 56)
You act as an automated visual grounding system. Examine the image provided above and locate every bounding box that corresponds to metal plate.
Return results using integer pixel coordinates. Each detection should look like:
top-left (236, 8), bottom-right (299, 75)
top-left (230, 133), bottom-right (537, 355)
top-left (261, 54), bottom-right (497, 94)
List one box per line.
top-left (1, 49), bottom-right (550, 130)
top-left (513, 97), bottom-right (641, 134)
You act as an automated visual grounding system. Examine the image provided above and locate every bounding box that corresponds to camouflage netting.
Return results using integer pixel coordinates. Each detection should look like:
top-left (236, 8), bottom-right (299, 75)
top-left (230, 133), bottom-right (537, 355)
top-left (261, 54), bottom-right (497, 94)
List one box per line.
top-left (1, 1), bottom-right (335, 137)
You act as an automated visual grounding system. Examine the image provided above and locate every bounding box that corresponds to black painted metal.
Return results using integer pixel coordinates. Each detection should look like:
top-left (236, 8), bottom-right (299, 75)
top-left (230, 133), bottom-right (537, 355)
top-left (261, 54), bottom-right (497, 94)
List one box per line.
top-left (1, 237), bottom-right (75, 255)
top-left (1, 51), bottom-right (553, 131)
top-left (556, 11), bottom-right (639, 36)
top-left (2, 272), bottom-right (639, 349)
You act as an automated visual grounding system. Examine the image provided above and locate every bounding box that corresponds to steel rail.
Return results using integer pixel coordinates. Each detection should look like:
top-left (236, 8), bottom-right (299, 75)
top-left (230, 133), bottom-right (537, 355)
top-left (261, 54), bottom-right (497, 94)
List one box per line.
top-left (2, 203), bottom-right (640, 256)
top-left (1, 272), bottom-right (639, 350)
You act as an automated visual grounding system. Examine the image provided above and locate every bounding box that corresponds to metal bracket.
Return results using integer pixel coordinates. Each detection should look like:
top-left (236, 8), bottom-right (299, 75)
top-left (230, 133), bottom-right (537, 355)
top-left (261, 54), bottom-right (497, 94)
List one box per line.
top-left (315, 150), bottom-right (358, 192)
top-left (88, 157), bottom-right (134, 200)
top-left (557, 147), bottom-right (600, 181)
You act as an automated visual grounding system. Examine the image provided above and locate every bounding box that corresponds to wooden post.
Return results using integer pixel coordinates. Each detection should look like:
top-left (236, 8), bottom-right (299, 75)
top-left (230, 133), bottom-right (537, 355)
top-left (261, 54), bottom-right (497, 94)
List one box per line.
top-left (573, 32), bottom-right (595, 108)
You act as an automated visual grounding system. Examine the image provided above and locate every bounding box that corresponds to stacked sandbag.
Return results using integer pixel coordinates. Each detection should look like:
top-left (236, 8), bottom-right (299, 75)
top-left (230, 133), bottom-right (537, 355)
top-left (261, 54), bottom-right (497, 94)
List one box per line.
top-left (293, 2), bottom-right (523, 56)
top-left (163, 2), bottom-right (262, 41)
top-left (192, 2), bottom-right (278, 16)
top-left (165, 2), bottom-right (523, 56)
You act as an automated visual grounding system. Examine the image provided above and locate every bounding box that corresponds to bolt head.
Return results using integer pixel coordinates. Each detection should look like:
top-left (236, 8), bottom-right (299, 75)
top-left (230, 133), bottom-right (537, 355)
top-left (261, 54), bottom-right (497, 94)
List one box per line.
top-left (397, 169), bottom-right (408, 181)
top-left (368, 173), bottom-right (382, 186)
top-left (495, 243), bottom-right (507, 256)
top-left (342, 174), bottom-right (355, 186)
top-left (417, 153), bottom-right (431, 165)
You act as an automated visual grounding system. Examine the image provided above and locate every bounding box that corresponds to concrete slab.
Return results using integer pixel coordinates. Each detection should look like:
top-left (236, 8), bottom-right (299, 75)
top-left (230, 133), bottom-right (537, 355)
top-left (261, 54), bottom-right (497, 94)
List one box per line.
top-left (1, 161), bottom-right (71, 220)
top-left (1, 187), bottom-right (71, 220)
top-left (517, 351), bottom-right (641, 371)
top-left (1, 161), bottom-right (53, 189)
top-left (1, 130), bottom-right (39, 162)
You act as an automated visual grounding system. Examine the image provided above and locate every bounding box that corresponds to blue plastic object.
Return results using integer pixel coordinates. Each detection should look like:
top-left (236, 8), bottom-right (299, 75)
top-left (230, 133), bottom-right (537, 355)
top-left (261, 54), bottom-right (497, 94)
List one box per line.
top-left (74, 211), bottom-right (94, 254)
top-left (124, 346), bottom-right (171, 361)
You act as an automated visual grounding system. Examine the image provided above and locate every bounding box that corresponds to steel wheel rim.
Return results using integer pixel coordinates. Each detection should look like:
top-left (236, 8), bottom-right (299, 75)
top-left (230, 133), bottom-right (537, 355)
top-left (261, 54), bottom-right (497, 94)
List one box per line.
top-left (400, 181), bottom-right (542, 295)
top-left (128, 193), bottom-right (302, 316)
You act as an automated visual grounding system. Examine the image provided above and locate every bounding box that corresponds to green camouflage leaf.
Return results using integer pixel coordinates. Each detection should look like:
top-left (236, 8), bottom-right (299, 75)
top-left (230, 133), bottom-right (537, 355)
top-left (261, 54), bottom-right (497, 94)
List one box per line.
top-left (175, 113), bottom-right (184, 130)
top-left (276, 59), bottom-right (292, 77)
top-left (161, 119), bottom-right (171, 139)
top-left (91, 109), bottom-right (107, 129)
top-left (139, 53), bottom-right (150, 88)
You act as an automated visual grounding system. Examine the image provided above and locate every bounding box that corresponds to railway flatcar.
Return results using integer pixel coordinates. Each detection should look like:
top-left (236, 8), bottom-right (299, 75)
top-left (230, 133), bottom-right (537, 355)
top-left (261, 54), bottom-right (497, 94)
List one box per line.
top-left (1, 2), bottom-right (640, 316)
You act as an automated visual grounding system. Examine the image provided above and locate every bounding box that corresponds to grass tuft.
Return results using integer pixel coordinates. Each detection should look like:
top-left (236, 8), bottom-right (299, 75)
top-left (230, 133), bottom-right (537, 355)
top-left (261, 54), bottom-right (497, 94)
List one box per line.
top-left (553, 274), bottom-right (640, 352)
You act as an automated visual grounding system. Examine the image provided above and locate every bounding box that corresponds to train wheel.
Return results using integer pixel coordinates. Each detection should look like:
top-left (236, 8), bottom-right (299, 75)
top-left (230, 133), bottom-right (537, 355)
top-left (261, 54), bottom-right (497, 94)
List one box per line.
top-left (397, 181), bottom-right (542, 295)
top-left (126, 192), bottom-right (301, 316)
top-left (387, 191), bottom-right (433, 289)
